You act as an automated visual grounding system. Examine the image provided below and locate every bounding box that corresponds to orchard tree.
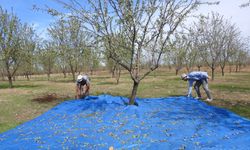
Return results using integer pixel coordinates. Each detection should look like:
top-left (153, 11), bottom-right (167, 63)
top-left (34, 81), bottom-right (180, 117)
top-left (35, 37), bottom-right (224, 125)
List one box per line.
top-left (169, 30), bottom-right (199, 73)
top-left (193, 13), bottom-right (247, 78)
top-left (0, 7), bottom-right (36, 87)
top-left (229, 38), bottom-right (249, 72)
top-left (218, 20), bottom-right (240, 76)
top-left (19, 24), bottom-right (37, 80)
top-left (37, 41), bottom-right (57, 80)
top-left (47, 0), bottom-right (215, 105)
top-left (47, 18), bottom-right (68, 78)
top-left (193, 13), bottom-right (227, 80)
top-left (165, 35), bottom-right (185, 75)
top-left (82, 45), bottom-right (101, 75)
top-left (48, 17), bottom-right (92, 81)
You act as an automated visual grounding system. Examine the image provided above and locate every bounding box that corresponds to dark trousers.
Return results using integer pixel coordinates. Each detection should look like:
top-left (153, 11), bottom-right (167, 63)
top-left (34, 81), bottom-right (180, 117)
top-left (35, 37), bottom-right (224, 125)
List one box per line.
top-left (194, 79), bottom-right (212, 99)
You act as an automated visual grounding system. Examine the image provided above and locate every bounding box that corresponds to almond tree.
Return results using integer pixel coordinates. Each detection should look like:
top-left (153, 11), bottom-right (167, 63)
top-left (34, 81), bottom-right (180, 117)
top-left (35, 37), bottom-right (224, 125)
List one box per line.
top-left (0, 7), bottom-right (36, 87)
top-left (218, 23), bottom-right (240, 76)
top-left (49, 0), bottom-right (212, 105)
top-left (37, 40), bottom-right (57, 80)
top-left (47, 18), bottom-right (68, 78)
top-left (229, 38), bottom-right (249, 72)
top-left (168, 31), bottom-right (199, 73)
top-left (194, 13), bottom-right (227, 80)
top-left (193, 12), bottom-right (247, 79)
top-left (48, 17), bottom-right (92, 81)
top-left (165, 35), bottom-right (185, 75)
top-left (19, 24), bottom-right (37, 80)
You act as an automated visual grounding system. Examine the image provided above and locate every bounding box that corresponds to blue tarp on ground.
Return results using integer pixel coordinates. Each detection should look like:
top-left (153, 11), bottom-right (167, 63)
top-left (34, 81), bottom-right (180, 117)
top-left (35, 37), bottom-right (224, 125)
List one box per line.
top-left (0, 95), bottom-right (250, 149)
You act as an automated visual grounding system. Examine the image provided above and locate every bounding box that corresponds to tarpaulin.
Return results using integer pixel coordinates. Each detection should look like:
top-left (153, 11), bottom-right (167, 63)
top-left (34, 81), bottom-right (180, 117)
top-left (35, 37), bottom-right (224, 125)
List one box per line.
top-left (0, 95), bottom-right (250, 149)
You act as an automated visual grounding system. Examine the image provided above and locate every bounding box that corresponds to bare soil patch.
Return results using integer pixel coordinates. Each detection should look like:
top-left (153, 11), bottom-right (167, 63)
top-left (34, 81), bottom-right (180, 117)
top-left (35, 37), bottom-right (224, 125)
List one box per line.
top-left (32, 93), bottom-right (71, 103)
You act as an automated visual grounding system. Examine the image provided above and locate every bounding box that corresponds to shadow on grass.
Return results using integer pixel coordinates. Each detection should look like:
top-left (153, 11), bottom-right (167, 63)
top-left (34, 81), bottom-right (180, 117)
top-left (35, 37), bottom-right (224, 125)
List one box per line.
top-left (51, 80), bottom-right (74, 83)
top-left (93, 76), bottom-right (112, 80)
top-left (96, 82), bottom-right (116, 85)
top-left (93, 91), bottom-right (130, 98)
top-left (0, 84), bottom-right (42, 89)
top-left (168, 94), bottom-right (183, 97)
top-left (211, 84), bottom-right (250, 92)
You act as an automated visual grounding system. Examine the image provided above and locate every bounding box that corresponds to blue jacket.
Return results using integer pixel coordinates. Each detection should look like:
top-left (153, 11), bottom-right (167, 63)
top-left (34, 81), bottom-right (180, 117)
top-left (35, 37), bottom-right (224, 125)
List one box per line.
top-left (187, 71), bottom-right (209, 97)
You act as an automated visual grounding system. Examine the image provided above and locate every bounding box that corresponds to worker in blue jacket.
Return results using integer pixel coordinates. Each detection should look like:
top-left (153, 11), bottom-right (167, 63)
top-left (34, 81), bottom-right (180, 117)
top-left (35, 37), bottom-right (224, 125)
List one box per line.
top-left (181, 71), bottom-right (212, 101)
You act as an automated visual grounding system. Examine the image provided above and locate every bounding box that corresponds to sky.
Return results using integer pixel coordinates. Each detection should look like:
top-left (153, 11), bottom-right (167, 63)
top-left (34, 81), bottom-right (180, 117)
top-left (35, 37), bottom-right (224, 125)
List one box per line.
top-left (0, 0), bottom-right (250, 38)
top-left (0, 0), bottom-right (65, 38)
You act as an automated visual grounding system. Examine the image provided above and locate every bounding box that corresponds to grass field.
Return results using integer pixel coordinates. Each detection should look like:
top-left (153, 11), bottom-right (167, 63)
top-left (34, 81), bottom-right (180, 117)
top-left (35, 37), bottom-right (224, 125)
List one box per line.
top-left (0, 67), bottom-right (250, 133)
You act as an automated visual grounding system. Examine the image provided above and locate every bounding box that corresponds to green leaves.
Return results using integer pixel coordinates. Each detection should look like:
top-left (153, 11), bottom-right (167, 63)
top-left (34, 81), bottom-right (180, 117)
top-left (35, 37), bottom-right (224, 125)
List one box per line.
top-left (0, 6), bottom-right (37, 87)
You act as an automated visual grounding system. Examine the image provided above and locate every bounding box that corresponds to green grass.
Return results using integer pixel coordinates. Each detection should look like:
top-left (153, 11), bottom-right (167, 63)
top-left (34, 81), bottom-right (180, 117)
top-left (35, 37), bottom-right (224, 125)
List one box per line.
top-left (211, 84), bottom-right (250, 93)
top-left (230, 104), bottom-right (250, 119)
top-left (1, 68), bottom-right (250, 133)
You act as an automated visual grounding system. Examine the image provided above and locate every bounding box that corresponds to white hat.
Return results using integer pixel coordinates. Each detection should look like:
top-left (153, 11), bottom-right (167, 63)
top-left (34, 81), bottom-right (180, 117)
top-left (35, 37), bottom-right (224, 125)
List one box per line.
top-left (77, 75), bottom-right (83, 82)
top-left (181, 73), bottom-right (187, 79)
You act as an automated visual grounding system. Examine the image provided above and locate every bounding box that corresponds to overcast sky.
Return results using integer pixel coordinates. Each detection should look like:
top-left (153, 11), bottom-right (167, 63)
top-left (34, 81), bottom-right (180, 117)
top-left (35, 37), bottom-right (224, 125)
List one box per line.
top-left (0, 0), bottom-right (250, 38)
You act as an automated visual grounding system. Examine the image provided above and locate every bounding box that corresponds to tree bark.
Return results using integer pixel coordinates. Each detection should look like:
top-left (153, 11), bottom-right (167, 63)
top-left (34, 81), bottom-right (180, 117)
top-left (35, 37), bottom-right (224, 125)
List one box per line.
top-left (116, 67), bottom-right (121, 85)
top-left (25, 73), bottom-right (30, 81)
top-left (7, 75), bottom-right (13, 88)
top-left (129, 80), bottom-right (139, 105)
top-left (47, 73), bottom-right (50, 81)
top-left (212, 67), bottom-right (215, 81)
top-left (63, 70), bottom-right (67, 78)
top-left (235, 64), bottom-right (238, 72)
top-left (197, 65), bottom-right (201, 71)
top-left (6, 62), bottom-right (13, 88)
top-left (221, 66), bottom-right (225, 76)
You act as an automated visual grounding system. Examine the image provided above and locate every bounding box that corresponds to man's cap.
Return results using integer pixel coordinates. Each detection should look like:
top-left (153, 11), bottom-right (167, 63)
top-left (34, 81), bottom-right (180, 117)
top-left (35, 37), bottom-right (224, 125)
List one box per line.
top-left (181, 73), bottom-right (187, 79)
top-left (77, 75), bottom-right (83, 82)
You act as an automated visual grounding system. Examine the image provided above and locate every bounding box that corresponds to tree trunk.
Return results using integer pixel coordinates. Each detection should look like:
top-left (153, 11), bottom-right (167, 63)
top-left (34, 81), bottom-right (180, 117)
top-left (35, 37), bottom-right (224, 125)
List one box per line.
top-left (116, 67), bottom-right (121, 84)
top-left (7, 75), bottom-right (13, 88)
top-left (235, 64), bottom-right (238, 72)
top-left (197, 65), bottom-right (201, 71)
top-left (175, 69), bottom-right (179, 76)
top-left (168, 65), bottom-right (172, 71)
top-left (1, 73), bottom-right (5, 81)
top-left (221, 66), bottom-right (225, 76)
top-left (229, 64), bottom-right (232, 73)
top-left (72, 72), bottom-right (75, 82)
top-left (91, 69), bottom-right (93, 75)
top-left (212, 67), bottom-right (215, 81)
top-left (239, 64), bottom-right (242, 72)
top-left (111, 65), bottom-right (115, 78)
top-left (69, 64), bottom-right (76, 81)
top-left (63, 70), bottom-right (67, 78)
top-left (6, 64), bottom-right (13, 88)
top-left (47, 73), bottom-right (50, 81)
top-left (129, 80), bottom-right (139, 105)
top-left (186, 66), bottom-right (190, 73)
top-left (25, 72), bottom-right (30, 81)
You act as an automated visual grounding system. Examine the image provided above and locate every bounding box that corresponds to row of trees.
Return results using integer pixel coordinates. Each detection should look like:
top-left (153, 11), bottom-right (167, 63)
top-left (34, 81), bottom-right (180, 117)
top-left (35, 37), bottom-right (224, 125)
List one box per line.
top-left (166, 12), bottom-right (249, 80)
top-left (1, 1), bottom-right (250, 104)
top-left (45, 0), bottom-right (210, 104)
top-left (0, 6), bottom-right (101, 87)
top-left (0, 7), bottom-right (37, 87)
